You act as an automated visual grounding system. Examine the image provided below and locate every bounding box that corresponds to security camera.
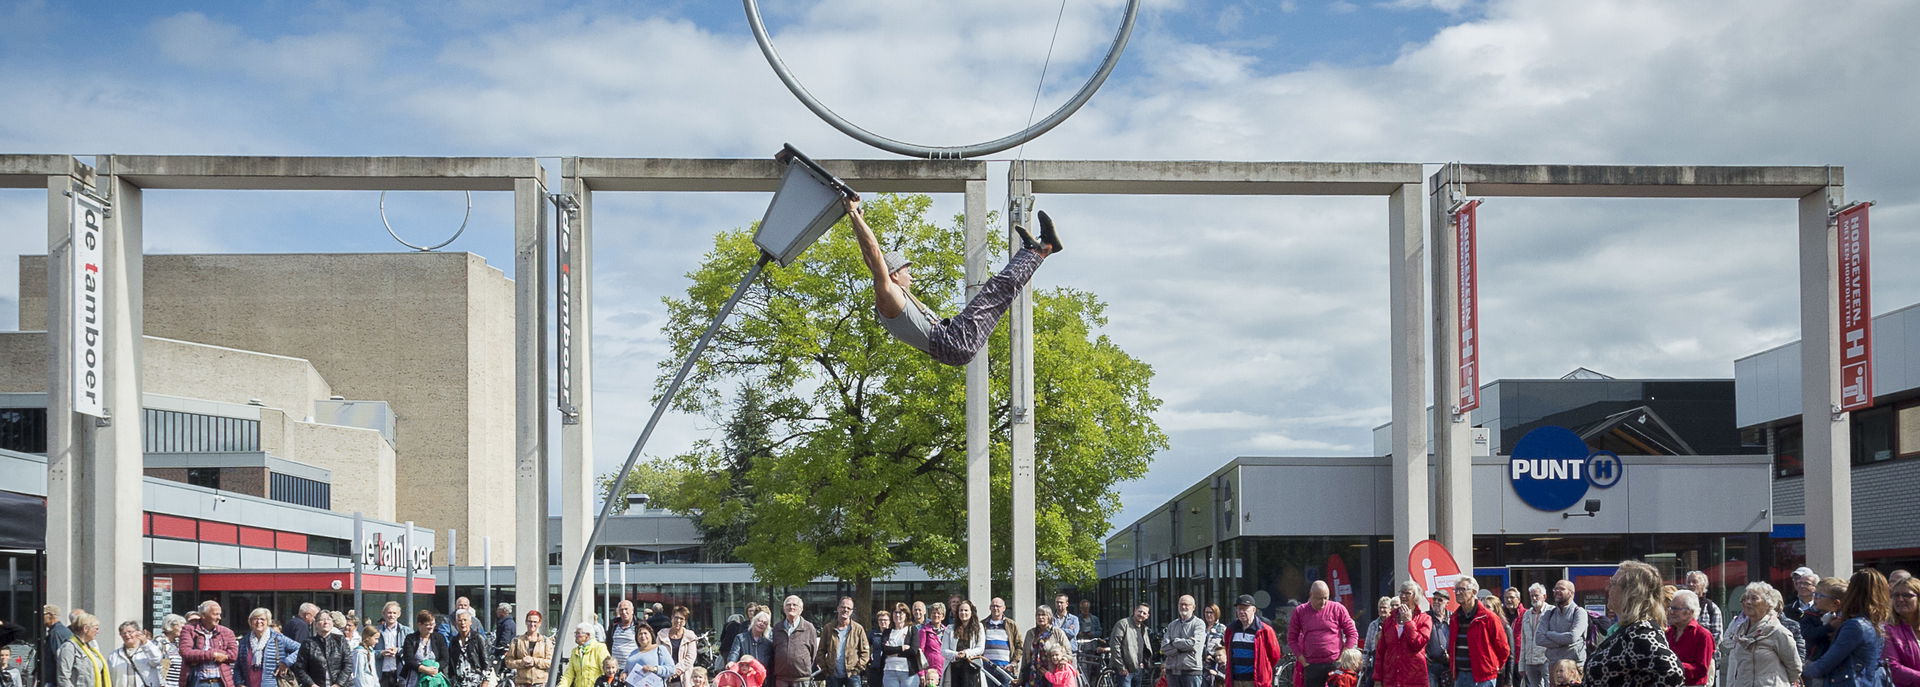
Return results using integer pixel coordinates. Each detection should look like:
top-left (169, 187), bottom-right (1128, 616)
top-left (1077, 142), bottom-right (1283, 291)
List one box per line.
top-left (1563, 499), bottom-right (1600, 519)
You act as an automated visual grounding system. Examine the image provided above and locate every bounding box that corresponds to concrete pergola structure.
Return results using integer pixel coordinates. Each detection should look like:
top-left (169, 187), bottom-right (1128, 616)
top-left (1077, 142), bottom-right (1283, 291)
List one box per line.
top-left (1427, 164), bottom-right (1855, 576)
top-left (1011, 159), bottom-right (1434, 605)
top-left (4, 154), bottom-right (547, 625)
top-left (557, 156), bottom-right (997, 632)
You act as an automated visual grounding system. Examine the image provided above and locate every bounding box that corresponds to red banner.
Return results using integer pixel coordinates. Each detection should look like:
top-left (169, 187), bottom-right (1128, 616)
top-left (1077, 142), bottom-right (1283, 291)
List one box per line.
top-left (1838, 204), bottom-right (1872, 411)
top-left (1409, 539), bottom-right (1463, 614)
top-left (1326, 554), bottom-right (1355, 612)
top-left (1455, 200), bottom-right (1481, 412)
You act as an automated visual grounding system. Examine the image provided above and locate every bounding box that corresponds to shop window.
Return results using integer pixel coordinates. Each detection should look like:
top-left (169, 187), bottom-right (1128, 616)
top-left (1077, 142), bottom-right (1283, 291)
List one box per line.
top-left (187, 468), bottom-right (221, 489)
top-left (1774, 423), bottom-right (1803, 478)
top-left (0, 407), bottom-right (48, 453)
top-left (1897, 403), bottom-right (1920, 459)
top-left (1852, 406), bottom-right (1895, 465)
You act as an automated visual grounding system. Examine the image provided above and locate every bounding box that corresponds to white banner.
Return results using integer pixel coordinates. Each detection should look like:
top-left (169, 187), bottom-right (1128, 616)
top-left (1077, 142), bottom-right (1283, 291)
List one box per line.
top-left (72, 193), bottom-right (108, 418)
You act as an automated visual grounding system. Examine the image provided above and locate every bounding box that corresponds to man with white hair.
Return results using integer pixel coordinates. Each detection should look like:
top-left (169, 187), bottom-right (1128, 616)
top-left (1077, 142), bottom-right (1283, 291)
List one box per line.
top-left (770, 596), bottom-right (818, 687)
top-left (1683, 571), bottom-right (1723, 642)
top-left (1288, 581), bottom-right (1358, 687)
top-left (1784, 567), bottom-right (1818, 623)
top-left (1446, 577), bottom-right (1509, 687)
top-left (1516, 584), bottom-right (1548, 687)
top-left (1664, 590), bottom-right (1714, 687)
top-left (286, 602), bottom-right (318, 643)
top-left (610, 600), bottom-right (641, 664)
top-left (1163, 595), bottom-right (1208, 687)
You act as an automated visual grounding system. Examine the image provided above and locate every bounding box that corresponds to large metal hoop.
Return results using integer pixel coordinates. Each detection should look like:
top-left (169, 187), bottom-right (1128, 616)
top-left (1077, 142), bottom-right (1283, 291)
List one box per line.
top-left (380, 190), bottom-right (472, 252)
top-left (743, 0), bottom-right (1141, 159)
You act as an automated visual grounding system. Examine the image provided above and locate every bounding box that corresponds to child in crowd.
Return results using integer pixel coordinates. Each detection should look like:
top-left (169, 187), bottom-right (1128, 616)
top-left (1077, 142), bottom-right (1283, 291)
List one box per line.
top-left (1039, 648), bottom-right (1076, 687)
top-left (1327, 649), bottom-right (1363, 687)
top-left (595, 657), bottom-right (624, 687)
top-left (686, 668), bottom-right (709, 687)
top-left (1550, 660), bottom-right (1583, 687)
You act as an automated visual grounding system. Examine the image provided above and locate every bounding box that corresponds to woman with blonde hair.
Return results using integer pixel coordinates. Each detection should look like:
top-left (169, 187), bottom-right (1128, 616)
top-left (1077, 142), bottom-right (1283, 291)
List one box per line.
top-left (58, 613), bottom-right (110, 687)
top-left (1584, 561), bottom-right (1683, 687)
top-left (1802, 569), bottom-right (1890, 687)
top-left (1719, 581), bottom-right (1800, 687)
top-left (1887, 576), bottom-right (1920, 687)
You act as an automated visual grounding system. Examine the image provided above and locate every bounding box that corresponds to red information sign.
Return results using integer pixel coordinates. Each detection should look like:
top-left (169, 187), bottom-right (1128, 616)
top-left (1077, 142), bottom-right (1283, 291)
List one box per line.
top-left (1408, 539), bottom-right (1463, 614)
top-left (1838, 203), bottom-right (1872, 411)
top-left (1455, 200), bottom-right (1481, 412)
top-left (1326, 554), bottom-right (1355, 612)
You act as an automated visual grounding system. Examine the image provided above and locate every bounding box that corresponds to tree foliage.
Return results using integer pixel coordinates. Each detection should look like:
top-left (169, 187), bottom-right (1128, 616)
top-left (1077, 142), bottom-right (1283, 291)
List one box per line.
top-left (606, 193), bottom-right (1166, 589)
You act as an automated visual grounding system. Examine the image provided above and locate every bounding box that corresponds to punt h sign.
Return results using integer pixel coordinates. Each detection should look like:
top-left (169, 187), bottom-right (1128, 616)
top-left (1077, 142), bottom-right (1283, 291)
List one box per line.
top-left (71, 192), bottom-right (109, 418)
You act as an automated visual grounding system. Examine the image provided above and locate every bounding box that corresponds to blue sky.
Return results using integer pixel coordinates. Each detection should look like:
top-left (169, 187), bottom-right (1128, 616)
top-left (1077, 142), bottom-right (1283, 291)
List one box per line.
top-left (5, 0), bottom-right (1919, 541)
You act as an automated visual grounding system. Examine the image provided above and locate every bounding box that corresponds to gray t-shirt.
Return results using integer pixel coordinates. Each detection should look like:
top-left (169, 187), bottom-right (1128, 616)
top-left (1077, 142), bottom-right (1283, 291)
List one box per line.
top-left (877, 294), bottom-right (938, 353)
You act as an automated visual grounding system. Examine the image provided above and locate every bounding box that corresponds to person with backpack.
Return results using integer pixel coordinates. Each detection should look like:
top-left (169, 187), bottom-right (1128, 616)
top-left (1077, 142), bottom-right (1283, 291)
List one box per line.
top-left (1225, 596), bottom-right (1283, 687)
top-left (1535, 583), bottom-right (1585, 673)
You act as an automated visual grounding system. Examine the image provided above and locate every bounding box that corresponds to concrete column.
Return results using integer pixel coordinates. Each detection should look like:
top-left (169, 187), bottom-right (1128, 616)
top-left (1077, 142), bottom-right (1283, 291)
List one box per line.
top-left (1427, 181), bottom-right (1474, 573)
top-left (964, 178), bottom-right (993, 605)
top-left (560, 177), bottom-right (595, 638)
top-left (1387, 183), bottom-right (1429, 579)
top-left (1799, 184), bottom-right (1852, 576)
top-left (89, 171), bottom-right (145, 628)
top-left (1006, 167), bottom-right (1036, 629)
top-left (43, 172), bottom-right (80, 612)
top-left (514, 177), bottom-right (552, 617)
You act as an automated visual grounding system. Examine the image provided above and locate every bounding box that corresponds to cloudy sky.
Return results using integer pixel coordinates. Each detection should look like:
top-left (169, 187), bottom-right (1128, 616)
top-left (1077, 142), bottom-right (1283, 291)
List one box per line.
top-left (3, 0), bottom-right (1917, 536)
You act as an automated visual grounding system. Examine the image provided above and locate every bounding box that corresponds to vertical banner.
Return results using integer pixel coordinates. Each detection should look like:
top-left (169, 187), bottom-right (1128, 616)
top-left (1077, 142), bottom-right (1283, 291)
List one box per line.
top-left (556, 203), bottom-right (575, 415)
top-left (71, 192), bottom-right (108, 418)
top-left (1454, 200), bottom-right (1481, 413)
top-left (1837, 203), bottom-right (1872, 411)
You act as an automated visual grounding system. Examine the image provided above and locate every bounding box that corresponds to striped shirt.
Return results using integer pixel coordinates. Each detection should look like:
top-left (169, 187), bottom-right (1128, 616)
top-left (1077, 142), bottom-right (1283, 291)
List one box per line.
top-left (1229, 626), bottom-right (1259, 677)
top-left (610, 622), bottom-right (639, 663)
top-left (983, 619), bottom-right (1013, 667)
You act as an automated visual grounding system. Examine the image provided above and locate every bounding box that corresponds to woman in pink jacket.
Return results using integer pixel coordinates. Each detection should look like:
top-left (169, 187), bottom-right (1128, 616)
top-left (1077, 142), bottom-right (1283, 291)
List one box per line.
top-left (1889, 577), bottom-right (1920, 687)
top-left (1374, 583), bottom-right (1432, 687)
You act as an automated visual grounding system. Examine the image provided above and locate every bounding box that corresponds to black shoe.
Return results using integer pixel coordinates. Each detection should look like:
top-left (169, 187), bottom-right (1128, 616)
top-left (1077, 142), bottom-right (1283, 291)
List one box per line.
top-left (1037, 210), bottom-right (1063, 253)
top-left (1013, 223), bottom-right (1042, 251)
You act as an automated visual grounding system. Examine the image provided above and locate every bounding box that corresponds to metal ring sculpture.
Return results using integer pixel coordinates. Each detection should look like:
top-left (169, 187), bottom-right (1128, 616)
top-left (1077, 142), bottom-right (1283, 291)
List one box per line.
top-left (379, 190), bottom-right (472, 252)
top-left (743, 0), bottom-right (1141, 159)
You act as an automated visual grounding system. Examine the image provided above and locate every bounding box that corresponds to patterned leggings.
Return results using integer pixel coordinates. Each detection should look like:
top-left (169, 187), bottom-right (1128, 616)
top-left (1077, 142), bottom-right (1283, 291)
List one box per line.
top-left (925, 248), bottom-right (1046, 366)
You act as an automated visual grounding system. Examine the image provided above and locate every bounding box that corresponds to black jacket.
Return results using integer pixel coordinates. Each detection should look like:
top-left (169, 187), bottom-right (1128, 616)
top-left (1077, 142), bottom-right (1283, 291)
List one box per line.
top-left (403, 633), bottom-right (452, 681)
top-left (447, 632), bottom-right (494, 685)
top-left (297, 633), bottom-right (353, 687)
top-left (42, 623), bottom-right (75, 686)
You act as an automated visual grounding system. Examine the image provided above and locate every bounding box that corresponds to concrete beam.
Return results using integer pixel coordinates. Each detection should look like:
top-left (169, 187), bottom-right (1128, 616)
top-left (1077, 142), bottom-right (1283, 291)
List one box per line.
top-left (963, 179), bottom-right (992, 607)
top-left (1019, 160), bottom-right (1425, 196)
top-left (1428, 184), bottom-right (1474, 573)
top-left (91, 173), bottom-right (145, 629)
top-left (513, 177), bottom-right (551, 616)
top-left (1, 155), bottom-right (92, 188)
top-left (559, 178), bottom-right (594, 640)
top-left (1433, 164), bottom-right (1843, 199)
top-left (565, 157), bottom-right (987, 193)
top-left (106, 156), bottom-right (541, 190)
top-left (1799, 185), bottom-right (1852, 576)
top-left (1006, 165), bottom-right (1037, 631)
top-left (1387, 183), bottom-right (1428, 578)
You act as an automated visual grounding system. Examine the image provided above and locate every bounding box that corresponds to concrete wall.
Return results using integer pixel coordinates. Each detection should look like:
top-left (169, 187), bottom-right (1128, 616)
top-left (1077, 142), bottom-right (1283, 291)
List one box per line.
top-left (259, 407), bottom-right (397, 519)
top-left (1737, 301), bottom-right (1920, 427)
top-left (23, 252), bottom-right (516, 564)
top-left (145, 337), bottom-right (336, 418)
top-left (0, 331), bottom-right (46, 391)
top-left (1773, 457), bottom-right (1920, 552)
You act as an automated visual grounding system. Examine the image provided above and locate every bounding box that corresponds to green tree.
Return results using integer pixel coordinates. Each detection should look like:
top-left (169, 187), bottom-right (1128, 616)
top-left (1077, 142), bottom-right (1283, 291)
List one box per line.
top-left (609, 193), bottom-right (1165, 603)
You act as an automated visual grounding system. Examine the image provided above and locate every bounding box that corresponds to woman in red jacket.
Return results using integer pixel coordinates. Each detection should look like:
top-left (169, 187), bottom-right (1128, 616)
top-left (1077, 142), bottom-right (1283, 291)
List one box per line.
top-left (1375, 583), bottom-right (1433, 687)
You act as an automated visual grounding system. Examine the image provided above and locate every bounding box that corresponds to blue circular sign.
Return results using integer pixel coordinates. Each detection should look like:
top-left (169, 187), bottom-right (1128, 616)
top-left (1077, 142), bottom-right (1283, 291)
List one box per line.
top-left (1586, 450), bottom-right (1624, 489)
top-left (1508, 426), bottom-right (1592, 511)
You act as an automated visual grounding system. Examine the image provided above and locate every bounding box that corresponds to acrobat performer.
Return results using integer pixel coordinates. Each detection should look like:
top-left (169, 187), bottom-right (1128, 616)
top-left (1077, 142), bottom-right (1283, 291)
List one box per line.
top-left (846, 197), bottom-right (1062, 366)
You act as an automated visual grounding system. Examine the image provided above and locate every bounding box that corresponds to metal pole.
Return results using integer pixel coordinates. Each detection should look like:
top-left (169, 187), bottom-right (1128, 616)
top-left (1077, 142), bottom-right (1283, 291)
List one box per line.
top-left (543, 254), bottom-right (771, 687)
top-left (353, 513), bottom-right (365, 619)
top-left (603, 559), bottom-right (611, 623)
top-left (404, 522), bottom-right (415, 625)
top-left (483, 536), bottom-right (493, 633)
top-left (619, 563), bottom-right (627, 607)
top-left (448, 528), bottom-right (458, 615)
